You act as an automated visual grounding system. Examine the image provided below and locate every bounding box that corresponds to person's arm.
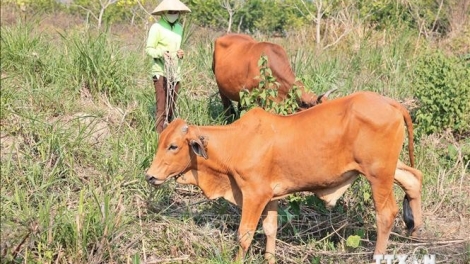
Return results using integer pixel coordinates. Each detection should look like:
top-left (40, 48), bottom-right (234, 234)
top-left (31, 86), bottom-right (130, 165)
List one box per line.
top-left (145, 24), bottom-right (167, 59)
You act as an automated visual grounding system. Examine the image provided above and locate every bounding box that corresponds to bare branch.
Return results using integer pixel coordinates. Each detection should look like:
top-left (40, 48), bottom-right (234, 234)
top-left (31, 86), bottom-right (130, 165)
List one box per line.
top-left (73, 4), bottom-right (99, 22)
top-left (431, 0), bottom-right (444, 32)
top-left (219, 0), bottom-right (245, 33)
top-left (136, 0), bottom-right (152, 17)
top-left (323, 3), bottom-right (355, 50)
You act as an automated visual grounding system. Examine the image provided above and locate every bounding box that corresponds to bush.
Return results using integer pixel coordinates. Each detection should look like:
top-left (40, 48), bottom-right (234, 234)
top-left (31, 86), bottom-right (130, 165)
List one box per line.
top-left (412, 50), bottom-right (470, 138)
top-left (239, 55), bottom-right (301, 116)
top-left (358, 0), bottom-right (413, 30)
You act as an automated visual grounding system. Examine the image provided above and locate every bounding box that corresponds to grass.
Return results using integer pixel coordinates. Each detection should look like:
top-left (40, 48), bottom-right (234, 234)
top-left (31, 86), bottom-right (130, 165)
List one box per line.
top-left (1, 10), bottom-right (469, 264)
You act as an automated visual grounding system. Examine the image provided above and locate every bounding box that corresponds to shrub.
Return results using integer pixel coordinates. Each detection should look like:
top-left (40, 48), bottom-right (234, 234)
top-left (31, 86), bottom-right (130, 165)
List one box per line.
top-left (239, 55), bottom-right (301, 116)
top-left (412, 50), bottom-right (470, 138)
top-left (358, 0), bottom-right (413, 30)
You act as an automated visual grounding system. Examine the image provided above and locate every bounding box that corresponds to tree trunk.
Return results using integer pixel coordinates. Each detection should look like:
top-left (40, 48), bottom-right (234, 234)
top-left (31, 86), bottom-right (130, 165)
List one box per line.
top-left (316, 0), bottom-right (322, 45)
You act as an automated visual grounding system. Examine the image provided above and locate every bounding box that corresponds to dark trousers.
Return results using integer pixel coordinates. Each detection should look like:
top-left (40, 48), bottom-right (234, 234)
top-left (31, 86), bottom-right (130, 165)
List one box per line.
top-left (153, 76), bottom-right (180, 133)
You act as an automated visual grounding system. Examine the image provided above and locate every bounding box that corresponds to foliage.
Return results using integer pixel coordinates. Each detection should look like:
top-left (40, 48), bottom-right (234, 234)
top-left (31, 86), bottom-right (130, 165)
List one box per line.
top-left (357, 0), bottom-right (457, 35)
top-left (407, 0), bottom-right (452, 36)
top-left (187, 0), bottom-right (311, 34)
top-left (3, 0), bottom-right (464, 38)
top-left (412, 50), bottom-right (470, 138)
top-left (247, 0), bottom-right (307, 33)
top-left (239, 55), bottom-right (300, 116)
top-left (186, 0), bottom-right (457, 35)
top-left (66, 0), bottom-right (149, 26)
top-left (186, 0), bottom-right (223, 31)
top-left (3, 0), bottom-right (62, 12)
top-left (358, 0), bottom-right (413, 30)
top-left (346, 235), bottom-right (361, 248)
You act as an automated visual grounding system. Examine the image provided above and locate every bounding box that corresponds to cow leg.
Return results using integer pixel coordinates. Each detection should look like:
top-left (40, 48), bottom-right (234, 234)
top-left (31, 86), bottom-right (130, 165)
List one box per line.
top-left (261, 200), bottom-right (278, 264)
top-left (369, 175), bottom-right (398, 255)
top-left (219, 92), bottom-right (236, 118)
top-left (394, 160), bottom-right (423, 236)
top-left (236, 195), bottom-right (271, 262)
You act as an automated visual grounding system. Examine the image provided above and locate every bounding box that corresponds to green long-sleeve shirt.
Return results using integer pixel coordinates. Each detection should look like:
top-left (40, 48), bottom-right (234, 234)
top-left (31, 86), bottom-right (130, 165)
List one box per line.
top-left (145, 18), bottom-right (183, 81)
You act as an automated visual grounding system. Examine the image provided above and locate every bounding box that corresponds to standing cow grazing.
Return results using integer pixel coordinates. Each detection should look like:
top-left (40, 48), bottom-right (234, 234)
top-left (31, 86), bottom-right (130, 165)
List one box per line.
top-left (145, 91), bottom-right (423, 263)
top-left (212, 34), bottom-right (333, 117)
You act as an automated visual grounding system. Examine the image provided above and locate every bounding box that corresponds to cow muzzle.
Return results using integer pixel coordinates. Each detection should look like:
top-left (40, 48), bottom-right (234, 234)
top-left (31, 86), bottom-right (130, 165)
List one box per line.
top-left (145, 174), bottom-right (166, 186)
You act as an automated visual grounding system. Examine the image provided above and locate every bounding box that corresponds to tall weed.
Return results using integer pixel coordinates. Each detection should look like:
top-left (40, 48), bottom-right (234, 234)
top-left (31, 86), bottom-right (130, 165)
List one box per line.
top-left (59, 30), bottom-right (137, 103)
top-left (1, 22), bottom-right (46, 74)
top-left (287, 27), bottom-right (418, 99)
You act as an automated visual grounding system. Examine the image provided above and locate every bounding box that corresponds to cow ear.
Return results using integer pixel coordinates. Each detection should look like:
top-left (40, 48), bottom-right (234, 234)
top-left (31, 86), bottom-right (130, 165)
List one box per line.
top-left (190, 139), bottom-right (208, 159)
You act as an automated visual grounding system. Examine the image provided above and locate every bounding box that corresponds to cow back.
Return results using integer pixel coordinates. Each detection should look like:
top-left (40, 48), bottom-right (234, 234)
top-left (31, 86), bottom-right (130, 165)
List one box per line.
top-left (213, 34), bottom-right (299, 102)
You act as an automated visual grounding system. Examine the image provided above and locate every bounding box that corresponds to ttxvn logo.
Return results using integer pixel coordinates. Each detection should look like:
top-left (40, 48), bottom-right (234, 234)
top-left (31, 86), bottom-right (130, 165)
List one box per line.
top-left (373, 254), bottom-right (436, 264)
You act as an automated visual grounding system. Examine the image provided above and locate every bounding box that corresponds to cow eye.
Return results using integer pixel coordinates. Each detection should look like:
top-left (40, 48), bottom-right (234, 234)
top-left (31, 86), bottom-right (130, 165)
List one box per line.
top-left (168, 144), bottom-right (178, 151)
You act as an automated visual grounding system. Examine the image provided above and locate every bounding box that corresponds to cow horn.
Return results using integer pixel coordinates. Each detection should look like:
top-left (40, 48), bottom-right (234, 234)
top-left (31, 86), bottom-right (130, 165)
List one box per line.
top-left (316, 87), bottom-right (338, 104)
top-left (181, 125), bottom-right (188, 134)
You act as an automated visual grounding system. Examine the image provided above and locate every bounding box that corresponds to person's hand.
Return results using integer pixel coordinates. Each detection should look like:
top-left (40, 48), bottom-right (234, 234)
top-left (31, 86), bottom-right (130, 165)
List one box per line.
top-left (164, 51), bottom-right (171, 59)
top-left (176, 49), bottom-right (184, 59)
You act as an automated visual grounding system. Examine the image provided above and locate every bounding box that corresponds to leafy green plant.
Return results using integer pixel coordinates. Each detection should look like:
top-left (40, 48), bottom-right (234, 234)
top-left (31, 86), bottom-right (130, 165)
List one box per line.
top-left (358, 0), bottom-right (414, 30)
top-left (344, 177), bottom-right (375, 224)
top-left (346, 235), bottom-right (361, 249)
top-left (239, 55), bottom-right (300, 115)
top-left (412, 50), bottom-right (470, 138)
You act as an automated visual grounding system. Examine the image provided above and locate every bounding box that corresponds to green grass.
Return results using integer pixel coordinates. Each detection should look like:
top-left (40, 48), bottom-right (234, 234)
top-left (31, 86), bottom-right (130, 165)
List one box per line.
top-left (1, 14), bottom-right (469, 264)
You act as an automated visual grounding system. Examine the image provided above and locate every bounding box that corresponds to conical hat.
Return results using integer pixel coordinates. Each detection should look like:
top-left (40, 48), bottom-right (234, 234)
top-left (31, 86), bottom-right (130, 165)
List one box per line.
top-left (151, 0), bottom-right (191, 15)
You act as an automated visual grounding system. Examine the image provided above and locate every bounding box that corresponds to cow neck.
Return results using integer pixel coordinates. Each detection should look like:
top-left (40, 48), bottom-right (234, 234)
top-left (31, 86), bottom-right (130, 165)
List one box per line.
top-left (192, 124), bottom-right (241, 174)
top-left (186, 125), bottom-right (241, 204)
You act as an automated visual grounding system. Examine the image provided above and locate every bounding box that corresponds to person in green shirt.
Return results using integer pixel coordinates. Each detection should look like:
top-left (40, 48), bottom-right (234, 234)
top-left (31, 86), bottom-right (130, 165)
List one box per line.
top-left (146, 0), bottom-right (191, 133)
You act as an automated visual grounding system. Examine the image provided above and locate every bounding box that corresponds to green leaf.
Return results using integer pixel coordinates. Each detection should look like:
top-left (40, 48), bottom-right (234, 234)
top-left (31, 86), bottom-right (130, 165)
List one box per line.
top-left (346, 235), bottom-right (361, 248)
top-left (278, 207), bottom-right (295, 224)
top-left (132, 253), bottom-right (141, 264)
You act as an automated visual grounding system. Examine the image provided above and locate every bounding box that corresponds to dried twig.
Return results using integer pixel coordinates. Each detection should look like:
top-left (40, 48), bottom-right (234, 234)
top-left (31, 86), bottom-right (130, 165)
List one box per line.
top-left (136, 196), bottom-right (147, 263)
top-left (146, 255), bottom-right (190, 263)
top-left (11, 230), bottom-right (31, 260)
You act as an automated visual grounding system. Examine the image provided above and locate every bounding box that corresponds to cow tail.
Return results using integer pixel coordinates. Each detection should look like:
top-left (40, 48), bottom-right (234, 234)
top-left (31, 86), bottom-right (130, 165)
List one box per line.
top-left (400, 103), bottom-right (415, 168)
top-left (211, 51), bottom-right (216, 74)
top-left (403, 194), bottom-right (415, 232)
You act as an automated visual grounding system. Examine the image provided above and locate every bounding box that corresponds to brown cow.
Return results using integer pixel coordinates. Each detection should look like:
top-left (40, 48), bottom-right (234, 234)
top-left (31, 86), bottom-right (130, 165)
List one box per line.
top-left (212, 33), bottom-right (332, 117)
top-left (145, 91), bottom-right (423, 263)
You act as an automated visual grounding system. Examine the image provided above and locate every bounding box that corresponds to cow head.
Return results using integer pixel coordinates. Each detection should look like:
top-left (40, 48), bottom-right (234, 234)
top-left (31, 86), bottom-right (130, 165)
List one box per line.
top-left (299, 92), bottom-right (321, 108)
top-left (145, 119), bottom-right (208, 186)
top-left (299, 87), bottom-right (338, 109)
